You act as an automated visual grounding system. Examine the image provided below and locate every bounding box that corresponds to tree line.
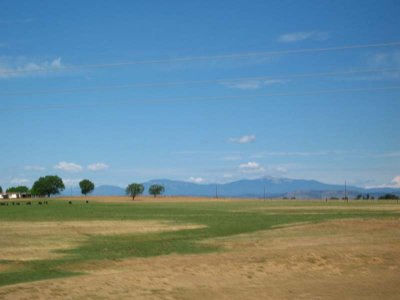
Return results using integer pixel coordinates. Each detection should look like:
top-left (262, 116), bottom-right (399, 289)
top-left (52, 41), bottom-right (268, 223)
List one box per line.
top-left (0, 175), bottom-right (165, 199)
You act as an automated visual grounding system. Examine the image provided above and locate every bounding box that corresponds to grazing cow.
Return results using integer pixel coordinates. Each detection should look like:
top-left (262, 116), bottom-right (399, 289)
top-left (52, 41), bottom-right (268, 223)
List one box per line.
top-left (0, 202), bottom-right (5, 206)
top-left (68, 201), bottom-right (72, 204)
top-left (38, 201), bottom-right (42, 205)
top-left (86, 200), bottom-right (89, 204)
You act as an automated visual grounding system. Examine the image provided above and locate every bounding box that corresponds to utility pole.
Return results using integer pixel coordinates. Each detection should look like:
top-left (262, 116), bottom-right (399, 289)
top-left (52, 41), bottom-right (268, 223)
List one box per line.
top-left (263, 185), bottom-right (266, 201)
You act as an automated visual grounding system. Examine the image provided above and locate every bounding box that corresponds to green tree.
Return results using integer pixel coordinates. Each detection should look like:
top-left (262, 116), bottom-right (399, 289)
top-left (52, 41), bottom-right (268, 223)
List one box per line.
top-left (148, 184), bottom-right (165, 197)
top-left (31, 175), bottom-right (65, 197)
top-left (378, 193), bottom-right (399, 200)
top-left (125, 183), bottom-right (144, 200)
top-left (0, 186), bottom-right (2, 194)
top-left (6, 186), bottom-right (29, 193)
top-left (79, 179), bottom-right (95, 196)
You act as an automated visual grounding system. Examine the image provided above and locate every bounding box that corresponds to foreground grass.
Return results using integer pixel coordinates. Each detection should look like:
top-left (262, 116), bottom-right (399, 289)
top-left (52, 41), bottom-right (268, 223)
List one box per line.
top-left (0, 199), bottom-right (399, 286)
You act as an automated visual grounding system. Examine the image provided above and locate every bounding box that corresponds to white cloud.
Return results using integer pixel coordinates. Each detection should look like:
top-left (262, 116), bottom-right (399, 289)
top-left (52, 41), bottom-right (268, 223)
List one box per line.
top-left (10, 178), bottom-right (30, 185)
top-left (239, 162), bottom-right (259, 169)
top-left (188, 177), bottom-right (205, 183)
top-left (390, 176), bottom-right (400, 187)
top-left (239, 162), bottom-right (265, 174)
top-left (229, 135), bottom-right (256, 144)
top-left (87, 162), bottom-right (109, 171)
top-left (25, 165), bottom-right (45, 171)
top-left (278, 31), bottom-right (329, 43)
top-left (54, 161), bottom-right (83, 173)
top-left (366, 176), bottom-right (400, 188)
top-left (0, 57), bottom-right (64, 79)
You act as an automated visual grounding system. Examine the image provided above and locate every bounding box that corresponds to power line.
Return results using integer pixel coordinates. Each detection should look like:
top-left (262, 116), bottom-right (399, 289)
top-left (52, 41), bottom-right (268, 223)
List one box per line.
top-left (1, 41), bottom-right (400, 75)
top-left (1, 68), bottom-right (399, 97)
top-left (2, 86), bottom-right (399, 112)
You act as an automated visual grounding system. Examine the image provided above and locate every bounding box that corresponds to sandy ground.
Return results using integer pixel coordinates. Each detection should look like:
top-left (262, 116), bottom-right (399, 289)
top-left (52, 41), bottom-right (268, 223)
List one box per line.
top-left (0, 221), bottom-right (205, 261)
top-left (1, 219), bottom-right (399, 299)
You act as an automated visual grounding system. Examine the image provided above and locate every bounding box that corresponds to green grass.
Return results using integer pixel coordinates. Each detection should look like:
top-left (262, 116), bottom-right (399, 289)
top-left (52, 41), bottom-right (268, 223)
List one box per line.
top-left (0, 198), bottom-right (399, 287)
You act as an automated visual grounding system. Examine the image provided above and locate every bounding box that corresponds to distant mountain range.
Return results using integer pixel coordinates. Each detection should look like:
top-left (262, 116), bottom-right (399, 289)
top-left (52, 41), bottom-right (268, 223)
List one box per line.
top-left (61, 177), bottom-right (400, 199)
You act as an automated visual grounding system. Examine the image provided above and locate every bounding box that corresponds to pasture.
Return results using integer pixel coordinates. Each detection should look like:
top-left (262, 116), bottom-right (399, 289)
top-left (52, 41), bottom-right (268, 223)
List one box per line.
top-left (0, 197), bottom-right (399, 299)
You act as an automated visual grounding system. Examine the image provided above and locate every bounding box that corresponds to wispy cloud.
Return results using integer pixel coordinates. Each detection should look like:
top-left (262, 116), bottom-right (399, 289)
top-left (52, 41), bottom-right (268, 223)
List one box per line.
top-left (250, 151), bottom-right (329, 158)
top-left (54, 161), bottom-right (83, 173)
top-left (379, 151), bottom-right (400, 158)
top-left (229, 135), bottom-right (256, 144)
top-left (278, 31), bottom-right (329, 43)
top-left (239, 162), bottom-right (265, 174)
top-left (224, 79), bottom-right (288, 90)
top-left (274, 166), bottom-right (288, 173)
top-left (173, 150), bottom-right (241, 155)
top-left (10, 178), bottom-right (30, 185)
top-left (367, 51), bottom-right (400, 68)
top-left (346, 51), bottom-right (400, 82)
top-left (0, 57), bottom-right (64, 79)
top-left (188, 177), bottom-right (205, 183)
top-left (223, 173), bottom-right (234, 179)
top-left (338, 71), bottom-right (400, 82)
top-left (25, 165), bottom-right (46, 171)
top-left (87, 162), bottom-right (109, 171)
top-left (225, 81), bottom-right (261, 90)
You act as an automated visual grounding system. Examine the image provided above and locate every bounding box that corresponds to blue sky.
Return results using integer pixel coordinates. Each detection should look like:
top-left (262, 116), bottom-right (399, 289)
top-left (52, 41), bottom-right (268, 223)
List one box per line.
top-left (1, 0), bottom-right (400, 189)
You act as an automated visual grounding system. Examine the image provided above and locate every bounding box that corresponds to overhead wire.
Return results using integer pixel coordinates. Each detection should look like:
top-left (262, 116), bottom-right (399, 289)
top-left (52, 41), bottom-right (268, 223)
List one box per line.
top-left (2, 86), bottom-right (400, 112)
top-left (1, 68), bottom-right (399, 96)
top-left (1, 41), bottom-right (400, 75)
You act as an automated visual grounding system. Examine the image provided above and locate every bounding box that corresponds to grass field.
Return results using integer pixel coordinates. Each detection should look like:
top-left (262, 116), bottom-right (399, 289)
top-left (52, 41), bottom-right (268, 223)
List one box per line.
top-left (0, 197), bottom-right (399, 299)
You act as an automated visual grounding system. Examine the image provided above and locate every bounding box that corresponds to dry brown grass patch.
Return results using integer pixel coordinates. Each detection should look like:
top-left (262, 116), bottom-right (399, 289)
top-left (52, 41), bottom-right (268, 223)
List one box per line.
top-left (1, 219), bottom-right (399, 299)
top-left (0, 221), bottom-right (205, 261)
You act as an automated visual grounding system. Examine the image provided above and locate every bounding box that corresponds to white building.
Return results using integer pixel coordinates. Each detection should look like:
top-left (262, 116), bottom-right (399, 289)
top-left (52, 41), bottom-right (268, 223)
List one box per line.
top-left (0, 193), bottom-right (31, 199)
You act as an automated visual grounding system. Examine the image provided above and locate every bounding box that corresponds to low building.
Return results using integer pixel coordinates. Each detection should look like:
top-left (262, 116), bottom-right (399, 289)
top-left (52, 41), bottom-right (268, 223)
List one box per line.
top-left (1, 192), bottom-right (31, 199)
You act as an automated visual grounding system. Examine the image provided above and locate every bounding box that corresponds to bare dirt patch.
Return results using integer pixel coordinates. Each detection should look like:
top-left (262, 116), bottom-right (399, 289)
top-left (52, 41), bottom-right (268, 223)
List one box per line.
top-left (1, 219), bottom-right (399, 299)
top-left (0, 221), bottom-right (205, 261)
